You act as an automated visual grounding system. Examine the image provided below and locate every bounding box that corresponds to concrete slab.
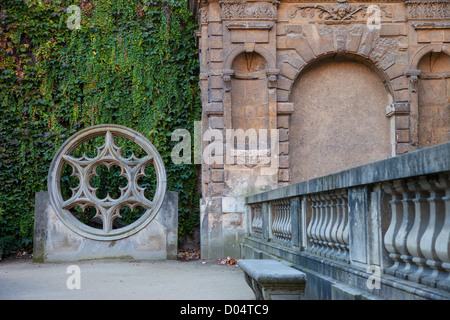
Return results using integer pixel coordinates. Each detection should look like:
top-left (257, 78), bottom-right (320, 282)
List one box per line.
top-left (0, 257), bottom-right (254, 300)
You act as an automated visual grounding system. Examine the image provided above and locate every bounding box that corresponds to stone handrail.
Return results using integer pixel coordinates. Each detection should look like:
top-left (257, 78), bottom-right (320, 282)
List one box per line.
top-left (244, 142), bottom-right (450, 298)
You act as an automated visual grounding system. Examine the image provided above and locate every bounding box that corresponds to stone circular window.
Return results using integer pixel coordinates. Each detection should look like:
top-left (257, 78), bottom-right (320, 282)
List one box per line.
top-left (48, 125), bottom-right (167, 241)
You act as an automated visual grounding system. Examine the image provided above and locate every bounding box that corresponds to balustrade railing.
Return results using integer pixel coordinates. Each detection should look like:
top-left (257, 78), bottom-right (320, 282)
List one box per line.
top-left (307, 190), bottom-right (349, 262)
top-left (383, 173), bottom-right (449, 290)
top-left (250, 203), bottom-right (263, 237)
top-left (244, 143), bottom-right (450, 296)
top-left (270, 199), bottom-right (292, 245)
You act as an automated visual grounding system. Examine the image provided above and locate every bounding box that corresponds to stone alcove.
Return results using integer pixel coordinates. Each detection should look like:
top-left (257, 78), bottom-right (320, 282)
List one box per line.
top-left (289, 54), bottom-right (393, 183)
top-left (231, 52), bottom-right (269, 133)
top-left (416, 52), bottom-right (450, 148)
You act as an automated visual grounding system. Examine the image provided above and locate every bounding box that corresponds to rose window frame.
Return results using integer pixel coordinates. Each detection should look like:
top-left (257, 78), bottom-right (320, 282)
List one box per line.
top-left (47, 124), bottom-right (167, 241)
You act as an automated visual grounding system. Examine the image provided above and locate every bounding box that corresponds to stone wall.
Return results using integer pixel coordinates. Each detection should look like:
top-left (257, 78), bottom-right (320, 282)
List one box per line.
top-left (197, 0), bottom-right (450, 260)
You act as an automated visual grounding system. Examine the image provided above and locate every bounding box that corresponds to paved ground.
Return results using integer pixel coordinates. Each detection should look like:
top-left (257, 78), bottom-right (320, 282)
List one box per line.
top-left (0, 257), bottom-right (255, 300)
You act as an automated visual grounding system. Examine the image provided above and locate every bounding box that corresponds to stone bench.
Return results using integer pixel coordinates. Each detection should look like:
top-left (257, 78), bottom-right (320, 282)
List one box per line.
top-left (237, 259), bottom-right (307, 300)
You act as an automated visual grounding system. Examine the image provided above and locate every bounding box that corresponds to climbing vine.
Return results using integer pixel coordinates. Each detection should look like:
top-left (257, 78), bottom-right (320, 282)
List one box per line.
top-left (0, 0), bottom-right (201, 255)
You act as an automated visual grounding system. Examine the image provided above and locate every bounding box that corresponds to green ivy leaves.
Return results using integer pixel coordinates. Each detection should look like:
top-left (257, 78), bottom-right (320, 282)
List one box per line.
top-left (0, 0), bottom-right (201, 255)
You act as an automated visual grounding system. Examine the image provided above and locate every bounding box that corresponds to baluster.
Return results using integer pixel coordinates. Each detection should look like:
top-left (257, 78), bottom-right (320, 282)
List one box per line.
top-left (310, 194), bottom-right (320, 254)
top-left (307, 195), bottom-right (317, 253)
top-left (256, 204), bottom-right (263, 235)
top-left (406, 179), bottom-right (430, 282)
top-left (329, 192), bottom-right (340, 259)
top-left (322, 193), bottom-right (331, 257)
top-left (272, 201), bottom-right (280, 241)
top-left (383, 182), bottom-right (405, 275)
top-left (277, 200), bottom-right (284, 242)
top-left (250, 205), bottom-right (256, 234)
top-left (251, 204), bottom-right (261, 236)
top-left (282, 200), bottom-right (288, 243)
top-left (284, 199), bottom-right (292, 244)
top-left (277, 200), bottom-right (283, 241)
top-left (317, 193), bottom-right (328, 256)
top-left (275, 201), bottom-right (281, 241)
top-left (395, 182), bottom-right (416, 279)
top-left (434, 174), bottom-right (450, 290)
top-left (327, 193), bottom-right (339, 258)
top-left (341, 191), bottom-right (349, 262)
top-left (419, 177), bottom-right (446, 287)
top-left (335, 190), bottom-right (346, 261)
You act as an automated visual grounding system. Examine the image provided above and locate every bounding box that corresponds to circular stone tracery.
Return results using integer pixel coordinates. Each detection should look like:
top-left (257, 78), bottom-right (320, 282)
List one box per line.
top-left (48, 125), bottom-right (167, 241)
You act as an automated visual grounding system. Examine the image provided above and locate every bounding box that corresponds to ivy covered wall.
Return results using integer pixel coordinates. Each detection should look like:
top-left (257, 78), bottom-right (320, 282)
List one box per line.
top-left (0, 0), bottom-right (201, 255)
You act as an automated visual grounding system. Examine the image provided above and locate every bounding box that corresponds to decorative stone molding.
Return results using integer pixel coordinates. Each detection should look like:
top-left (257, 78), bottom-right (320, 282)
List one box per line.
top-left (223, 69), bottom-right (233, 92)
top-left (47, 124), bottom-right (167, 241)
top-left (386, 102), bottom-right (410, 117)
top-left (406, 1), bottom-right (450, 20)
top-left (290, 0), bottom-right (392, 21)
top-left (220, 0), bottom-right (279, 20)
top-left (404, 69), bottom-right (421, 93)
top-left (226, 22), bottom-right (275, 30)
top-left (266, 68), bottom-right (280, 88)
top-left (199, 7), bottom-right (208, 25)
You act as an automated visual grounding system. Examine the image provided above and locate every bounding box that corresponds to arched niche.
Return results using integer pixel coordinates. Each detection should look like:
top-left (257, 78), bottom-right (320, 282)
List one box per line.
top-left (231, 52), bottom-right (269, 131)
top-left (416, 51), bottom-right (450, 148)
top-left (289, 55), bottom-right (393, 183)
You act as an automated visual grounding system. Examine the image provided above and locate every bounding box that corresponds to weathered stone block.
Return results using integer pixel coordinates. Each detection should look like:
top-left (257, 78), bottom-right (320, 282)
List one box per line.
top-left (211, 169), bottom-right (225, 182)
top-left (33, 191), bottom-right (178, 262)
top-left (277, 115), bottom-right (290, 129)
top-left (209, 116), bottom-right (224, 129)
top-left (279, 128), bottom-right (289, 142)
top-left (279, 155), bottom-right (289, 169)
top-left (395, 116), bottom-right (410, 130)
top-left (396, 130), bottom-right (410, 143)
top-left (279, 142), bottom-right (289, 155)
top-left (210, 183), bottom-right (225, 196)
top-left (278, 169), bottom-right (290, 182)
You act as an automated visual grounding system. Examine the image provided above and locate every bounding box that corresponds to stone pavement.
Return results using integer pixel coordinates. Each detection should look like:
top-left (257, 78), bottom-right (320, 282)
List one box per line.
top-left (0, 257), bottom-right (255, 300)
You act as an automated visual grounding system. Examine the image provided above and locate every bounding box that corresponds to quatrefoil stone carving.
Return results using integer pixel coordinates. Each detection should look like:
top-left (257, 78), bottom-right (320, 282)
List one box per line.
top-left (48, 125), bottom-right (167, 241)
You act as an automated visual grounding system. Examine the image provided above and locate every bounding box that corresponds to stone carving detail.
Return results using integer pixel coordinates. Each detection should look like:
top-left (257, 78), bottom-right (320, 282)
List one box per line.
top-left (307, 190), bottom-right (350, 263)
top-left (271, 199), bottom-right (292, 245)
top-left (199, 7), bottom-right (208, 24)
top-left (220, 1), bottom-right (278, 20)
top-left (406, 1), bottom-right (449, 19)
top-left (290, 0), bottom-right (392, 21)
top-left (47, 124), bottom-right (167, 241)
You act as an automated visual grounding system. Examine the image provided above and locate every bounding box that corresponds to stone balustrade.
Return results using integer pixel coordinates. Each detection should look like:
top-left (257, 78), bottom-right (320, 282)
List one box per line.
top-left (307, 190), bottom-right (349, 262)
top-left (270, 199), bottom-right (292, 245)
top-left (382, 174), bottom-right (450, 291)
top-left (242, 142), bottom-right (450, 300)
top-left (250, 203), bottom-right (263, 237)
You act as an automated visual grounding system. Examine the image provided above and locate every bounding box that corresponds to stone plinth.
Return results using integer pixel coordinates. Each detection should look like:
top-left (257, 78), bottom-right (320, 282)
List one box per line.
top-left (33, 191), bottom-right (178, 262)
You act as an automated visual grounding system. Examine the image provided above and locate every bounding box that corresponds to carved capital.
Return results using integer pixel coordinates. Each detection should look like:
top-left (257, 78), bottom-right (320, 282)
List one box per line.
top-left (223, 69), bottom-right (233, 92)
top-left (404, 69), bottom-right (421, 93)
top-left (266, 68), bottom-right (280, 88)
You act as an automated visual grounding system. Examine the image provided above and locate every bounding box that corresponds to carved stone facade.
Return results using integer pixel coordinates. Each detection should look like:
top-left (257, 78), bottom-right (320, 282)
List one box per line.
top-left (197, 0), bottom-right (449, 259)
